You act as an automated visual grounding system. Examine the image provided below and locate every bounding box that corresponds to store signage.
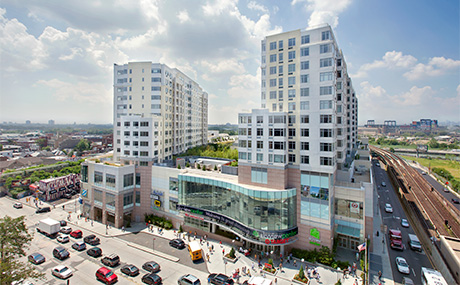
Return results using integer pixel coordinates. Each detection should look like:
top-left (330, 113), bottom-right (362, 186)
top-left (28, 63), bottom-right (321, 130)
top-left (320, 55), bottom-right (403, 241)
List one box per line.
top-left (309, 228), bottom-right (321, 246)
top-left (177, 204), bottom-right (298, 243)
top-left (154, 200), bottom-right (161, 207)
top-left (350, 202), bottom-right (360, 214)
top-left (185, 213), bottom-right (204, 220)
top-left (152, 190), bottom-right (163, 196)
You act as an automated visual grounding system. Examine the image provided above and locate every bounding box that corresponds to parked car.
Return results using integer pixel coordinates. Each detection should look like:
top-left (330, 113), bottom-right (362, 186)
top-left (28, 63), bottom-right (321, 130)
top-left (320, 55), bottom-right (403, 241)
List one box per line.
top-left (70, 230), bottom-right (83, 238)
top-left (443, 188), bottom-right (449, 193)
top-left (121, 264), bottom-right (140, 276)
top-left (178, 274), bottom-right (201, 285)
top-left (13, 202), bottom-right (23, 209)
top-left (101, 254), bottom-right (120, 267)
top-left (61, 226), bottom-right (72, 234)
top-left (57, 234), bottom-right (70, 243)
top-left (208, 274), bottom-right (234, 285)
top-left (142, 273), bottom-right (162, 285)
top-left (53, 246), bottom-right (70, 260)
top-left (385, 203), bottom-right (393, 213)
top-left (84, 234), bottom-right (100, 245)
top-left (96, 267), bottom-right (118, 284)
top-left (51, 265), bottom-right (73, 279)
top-left (452, 198), bottom-right (460, 204)
top-left (169, 238), bottom-right (185, 249)
top-left (87, 247), bottom-right (103, 258)
top-left (60, 220), bottom-right (67, 226)
top-left (401, 219), bottom-right (409, 228)
top-left (72, 241), bottom-right (86, 251)
top-left (63, 193), bottom-right (73, 199)
top-left (28, 252), bottom-right (45, 265)
top-left (36, 207), bottom-right (51, 213)
top-left (396, 257), bottom-right (410, 274)
top-left (142, 261), bottom-right (160, 273)
top-left (421, 171), bottom-right (427, 175)
top-left (381, 181), bottom-right (386, 187)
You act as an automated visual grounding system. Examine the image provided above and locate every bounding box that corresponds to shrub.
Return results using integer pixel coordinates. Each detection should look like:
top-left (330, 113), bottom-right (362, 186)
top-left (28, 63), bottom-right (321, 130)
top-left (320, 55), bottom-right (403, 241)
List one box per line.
top-left (202, 165), bottom-right (206, 171)
top-left (298, 265), bottom-right (305, 279)
top-left (177, 164), bottom-right (181, 169)
top-left (186, 162), bottom-right (190, 168)
top-left (229, 247), bottom-right (236, 259)
top-left (214, 165), bottom-right (218, 171)
top-left (179, 225), bottom-right (183, 233)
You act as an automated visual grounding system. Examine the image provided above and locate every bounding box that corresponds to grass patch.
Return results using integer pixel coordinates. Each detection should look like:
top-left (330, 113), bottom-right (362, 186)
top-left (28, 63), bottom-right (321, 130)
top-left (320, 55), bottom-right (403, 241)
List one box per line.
top-left (401, 155), bottom-right (460, 180)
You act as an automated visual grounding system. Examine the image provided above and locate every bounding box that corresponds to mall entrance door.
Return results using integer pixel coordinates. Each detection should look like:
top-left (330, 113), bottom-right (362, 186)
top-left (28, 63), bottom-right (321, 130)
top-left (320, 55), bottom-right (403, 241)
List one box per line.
top-left (246, 241), bottom-right (280, 258)
top-left (337, 234), bottom-right (360, 250)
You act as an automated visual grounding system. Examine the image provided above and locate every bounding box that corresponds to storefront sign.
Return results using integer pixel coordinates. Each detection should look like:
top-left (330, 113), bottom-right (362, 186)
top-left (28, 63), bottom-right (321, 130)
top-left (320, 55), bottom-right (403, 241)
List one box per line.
top-left (309, 228), bottom-right (321, 246)
top-left (185, 213), bottom-right (204, 220)
top-left (177, 204), bottom-right (298, 243)
top-left (350, 202), bottom-right (360, 214)
top-left (152, 190), bottom-right (164, 196)
top-left (154, 200), bottom-right (161, 207)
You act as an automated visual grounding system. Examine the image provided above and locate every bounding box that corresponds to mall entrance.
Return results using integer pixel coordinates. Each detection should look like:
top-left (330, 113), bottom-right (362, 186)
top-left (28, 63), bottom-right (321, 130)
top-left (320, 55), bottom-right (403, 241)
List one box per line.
top-left (337, 234), bottom-right (361, 250)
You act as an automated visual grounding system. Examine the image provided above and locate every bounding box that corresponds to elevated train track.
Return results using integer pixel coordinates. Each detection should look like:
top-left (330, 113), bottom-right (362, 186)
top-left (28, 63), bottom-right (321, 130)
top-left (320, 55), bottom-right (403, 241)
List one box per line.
top-left (370, 146), bottom-right (460, 239)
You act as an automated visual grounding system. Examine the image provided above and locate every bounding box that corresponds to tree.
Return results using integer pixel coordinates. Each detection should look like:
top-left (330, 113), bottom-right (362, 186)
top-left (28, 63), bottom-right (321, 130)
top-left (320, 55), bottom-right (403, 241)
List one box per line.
top-left (35, 138), bottom-right (47, 149)
top-left (0, 216), bottom-right (45, 284)
top-left (75, 139), bottom-right (91, 152)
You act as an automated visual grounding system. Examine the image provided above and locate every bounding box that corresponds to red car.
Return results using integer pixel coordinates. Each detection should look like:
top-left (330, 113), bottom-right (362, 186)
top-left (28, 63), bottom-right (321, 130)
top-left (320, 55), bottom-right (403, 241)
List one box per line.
top-left (96, 267), bottom-right (118, 284)
top-left (70, 230), bottom-right (82, 238)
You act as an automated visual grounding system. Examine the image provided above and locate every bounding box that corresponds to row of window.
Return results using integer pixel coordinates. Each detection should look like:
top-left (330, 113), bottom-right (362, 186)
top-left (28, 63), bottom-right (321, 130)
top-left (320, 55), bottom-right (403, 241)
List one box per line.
top-left (267, 31), bottom-right (330, 52)
top-left (240, 140), bottom-right (332, 152)
top-left (123, 121), bottom-right (150, 127)
top-left (238, 127), bottom-right (332, 138)
top-left (240, 152), bottom-right (333, 166)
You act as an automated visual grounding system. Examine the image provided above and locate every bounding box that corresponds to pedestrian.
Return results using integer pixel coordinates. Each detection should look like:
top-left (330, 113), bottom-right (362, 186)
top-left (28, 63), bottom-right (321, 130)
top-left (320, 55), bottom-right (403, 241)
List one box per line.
top-left (122, 226), bottom-right (125, 232)
top-left (206, 253), bottom-right (210, 262)
top-left (212, 244), bottom-right (214, 252)
top-left (279, 262), bottom-right (283, 273)
top-left (208, 276), bottom-right (211, 284)
top-left (223, 249), bottom-right (225, 255)
top-left (293, 259), bottom-right (297, 267)
top-left (91, 220), bottom-right (93, 226)
top-left (274, 278), bottom-right (277, 285)
top-left (378, 270), bottom-right (382, 280)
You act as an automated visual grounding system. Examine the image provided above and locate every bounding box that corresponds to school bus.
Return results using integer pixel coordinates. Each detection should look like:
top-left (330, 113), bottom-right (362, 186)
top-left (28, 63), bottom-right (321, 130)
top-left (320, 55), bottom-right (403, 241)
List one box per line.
top-left (187, 241), bottom-right (202, 261)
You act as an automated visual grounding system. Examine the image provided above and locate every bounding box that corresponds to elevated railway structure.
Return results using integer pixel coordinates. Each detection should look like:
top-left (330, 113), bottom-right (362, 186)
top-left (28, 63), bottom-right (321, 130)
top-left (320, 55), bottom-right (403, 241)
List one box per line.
top-left (370, 146), bottom-right (460, 239)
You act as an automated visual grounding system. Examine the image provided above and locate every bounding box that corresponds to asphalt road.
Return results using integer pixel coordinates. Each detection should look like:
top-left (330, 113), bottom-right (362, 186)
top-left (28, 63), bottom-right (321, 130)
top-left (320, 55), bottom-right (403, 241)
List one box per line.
top-left (373, 158), bottom-right (432, 284)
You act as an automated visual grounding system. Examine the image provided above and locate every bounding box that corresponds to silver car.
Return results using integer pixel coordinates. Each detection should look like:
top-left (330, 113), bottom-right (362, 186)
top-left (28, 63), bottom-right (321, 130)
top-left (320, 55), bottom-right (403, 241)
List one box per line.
top-left (51, 265), bottom-right (73, 279)
top-left (396, 257), bottom-right (410, 274)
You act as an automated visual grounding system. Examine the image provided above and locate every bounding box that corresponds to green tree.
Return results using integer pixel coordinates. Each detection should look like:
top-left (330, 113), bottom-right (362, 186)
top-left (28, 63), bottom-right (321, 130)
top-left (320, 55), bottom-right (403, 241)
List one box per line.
top-left (0, 144), bottom-right (3, 150)
top-left (389, 147), bottom-right (395, 153)
top-left (35, 138), bottom-right (47, 149)
top-left (0, 216), bottom-right (45, 284)
top-left (428, 138), bottom-right (439, 149)
top-left (75, 139), bottom-right (91, 152)
top-left (298, 264), bottom-right (305, 279)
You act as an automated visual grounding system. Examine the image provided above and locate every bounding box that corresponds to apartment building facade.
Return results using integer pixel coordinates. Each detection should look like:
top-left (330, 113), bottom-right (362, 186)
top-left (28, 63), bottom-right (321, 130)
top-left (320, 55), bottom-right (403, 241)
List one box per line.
top-left (113, 62), bottom-right (208, 163)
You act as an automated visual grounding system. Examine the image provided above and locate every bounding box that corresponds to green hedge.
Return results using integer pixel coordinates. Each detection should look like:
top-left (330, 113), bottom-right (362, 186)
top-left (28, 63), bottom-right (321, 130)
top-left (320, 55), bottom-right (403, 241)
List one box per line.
top-left (291, 246), bottom-right (350, 269)
top-left (144, 213), bottom-right (173, 230)
top-left (432, 167), bottom-right (460, 192)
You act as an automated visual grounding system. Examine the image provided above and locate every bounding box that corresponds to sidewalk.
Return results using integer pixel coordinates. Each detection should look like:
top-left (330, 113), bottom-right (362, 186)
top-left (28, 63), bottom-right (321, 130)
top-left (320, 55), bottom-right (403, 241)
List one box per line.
top-left (20, 196), bottom-right (370, 284)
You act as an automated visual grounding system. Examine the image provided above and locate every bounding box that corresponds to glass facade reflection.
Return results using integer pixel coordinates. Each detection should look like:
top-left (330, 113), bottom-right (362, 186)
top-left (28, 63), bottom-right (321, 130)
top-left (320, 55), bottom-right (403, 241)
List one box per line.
top-left (179, 175), bottom-right (296, 231)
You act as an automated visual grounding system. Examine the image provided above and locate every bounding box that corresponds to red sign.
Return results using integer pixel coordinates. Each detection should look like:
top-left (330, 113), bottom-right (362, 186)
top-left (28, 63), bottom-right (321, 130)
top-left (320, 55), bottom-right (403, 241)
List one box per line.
top-left (264, 263), bottom-right (272, 269)
top-left (265, 238), bottom-right (289, 244)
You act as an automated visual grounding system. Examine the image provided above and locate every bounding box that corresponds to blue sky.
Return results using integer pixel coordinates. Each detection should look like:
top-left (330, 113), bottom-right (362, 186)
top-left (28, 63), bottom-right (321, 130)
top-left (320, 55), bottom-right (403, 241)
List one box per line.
top-left (0, 0), bottom-right (459, 125)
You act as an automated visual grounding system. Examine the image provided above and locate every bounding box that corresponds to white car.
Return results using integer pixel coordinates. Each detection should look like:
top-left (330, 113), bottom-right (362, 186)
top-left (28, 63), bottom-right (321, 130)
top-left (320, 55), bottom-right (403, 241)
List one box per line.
top-left (57, 234), bottom-right (70, 243)
top-left (385, 203), bottom-right (393, 213)
top-left (381, 181), bottom-right (386, 187)
top-left (51, 265), bottom-right (73, 279)
top-left (396, 257), bottom-right (410, 274)
top-left (401, 218), bottom-right (409, 228)
top-left (60, 226), bottom-right (72, 234)
top-left (13, 202), bottom-right (23, 209)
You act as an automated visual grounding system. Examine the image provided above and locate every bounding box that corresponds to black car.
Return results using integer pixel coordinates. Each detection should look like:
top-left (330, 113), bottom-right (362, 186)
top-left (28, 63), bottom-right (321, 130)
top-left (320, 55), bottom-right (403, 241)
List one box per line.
top-left (121, 264), bottom-right (140, 277)
top-left (142, 261), bottom-right (160, 273)
top-left (208, 274), bottom-right (234, 285)
top-left (63, 193), bottom-right (73, 199)
top-left (60, 220), bottom-right (67, 226)
top-left (36, 207), bottom-right (51, 213)
top-left (101, 254), bottom-right (120, 267)
top-left (84, 234), bottom-right (100, 245)
top-left (28, 252), bottom-right (46, 265)
top-left (169, 238), bottom-right (185, 249)
top-left (87, 247), bottom-right (103, 258)
top-left (142, 273), bottom-right (162, 284)
top-left (452, 198), bottom-right (460, 204)
top-left (53, 246), bottom-right (70, 260)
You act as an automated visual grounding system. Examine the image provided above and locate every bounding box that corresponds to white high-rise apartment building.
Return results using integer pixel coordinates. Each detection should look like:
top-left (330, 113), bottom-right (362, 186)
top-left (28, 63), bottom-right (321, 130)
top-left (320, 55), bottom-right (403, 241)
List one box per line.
top-left (113, 62), bottom-right (208, 163)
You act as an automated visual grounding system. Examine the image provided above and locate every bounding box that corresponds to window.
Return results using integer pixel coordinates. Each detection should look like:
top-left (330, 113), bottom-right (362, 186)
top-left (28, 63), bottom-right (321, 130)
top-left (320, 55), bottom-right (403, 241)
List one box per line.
top-left (301, 155), bottom-right (309, 164)
top-left (257, 141), bottom-right (263, 149)
top-left (257, 128), bottom-right (263, 136)
top-left (300, 101), bottom-right (309, 110)
top-left (320, 114), bottom-right (333, 123)
top-left (124, 141), bottom-right (130, 146)
top-left (288, 102), bottom-right (296, 111)
top-left (273, 128), bottom-right (285, 136)
top-left (300, 88), bottom-right (309, 97)
top-left (320, 72), bottom-right (333, 81)
top-left (274, 141), bottom-right (286, 150)
top-left (270, 54), bottom-right (276, 62)
top-left (288, 38), bottom-right (296, 47)
top-left (288, 115), bottom-right (296, 124)
top-left (289, 154), bottom-right (296, 163)
top-left (279, 53), bottom-right (284, 62)
top-left (301, 142), bottom-right (309, 150)
top-left (256, 153), bottom-right (263, 162)
top-left (301, 35), bottom-right (310, 44)
top-left (248, 128), bottom-right (252, 136)
top-left (94, 171), bottom-right (103, 184)
top-left (337, 105), bottom-right (342, 113)
top-left (288, 77), bottom-right (296, 85)
top-left (136, 191), bottom-right (141, 206)
top-left (272, 103), bottom-right (277, 111)
top-left (270, 66), bottom-right (276, 74)
top-left (278, 40), bottom-right (283, 49)
top-left (337, 82), bottom-right (342, 90)
top-left (320, 44), bottom-right (331, 54)
top-left (270, 91), bottom-right (277, 99)
top-left (261, 56), bottom-right (266, 64)
top-left (106, 174), bottom-right (116, 188)
top-left (140, 151), bottom-right (148, 156)
top-left (288, 89), bottom-right (296, 98)
top-left (94, 189), bottom-right (103, 205)
top-left (123, 173), bottom-right (134, 188)
top-left (320, 129), bottom-right (333, 137)
top-left (106, 193), bottom-right (115, 210)
top-left (239, 152), bottom-right (247, 160)
top-left (251, 167), bottom-right (267, 184)
top-left (289, 141), bottom-right (296, 150)
top-left (136, 173), bottom-right (141, 187)
top-left (320, 58), bottom-right (333, 67)
top-left (274, 154), bottom-right (285, 163)
top-left (239, 140), bottom-right (247, 147)
top-left (279, 103), bottom-right (283, 111)
top-left (300, 74), bottom-right (309, 83)
top-left (270, 41), bottom-right (277, 50)
top-left (151, 77), bottom-right (161, 82)
top-left (140, 141), bottom-right (148, 146)
top-left (278, 90), bottom-right (283, 99)
top-left (124, 150), bottom-right (130, 155)
top-left (269, 79), bottom-right (277, 87)
top-left (301, 115), bottom-right (309, 124)
top-left (123, 192), bottom-right (133, 207)
top-left (289, 128), bottom-right (296, 137)
top-left (322, 31), bottom-right (331, 40)
top-left (248, 140), bottom-right (252, 148)
top-left (257, 116), bottom-right (263, 123)
top-left (81, 165), bottom-right (88, 182)
top-left (301, 47), bottom-right (309, 57)
top-left (301, 61), bottom-right (309, 70)
top-left (140, 161), bottom-right (148, 166)
top-left (320, 86), bottom-right (333, 95)
top-left (279, 78), bottom-right (283, 87)
top-left (288, 64), bottom-right (295, 73)
top-left (301, 129), bottom-right (309, 137)
top-left (261, 92), bottom-right (266, 100)
top-left (320, 157), bottom-right (333, 166)
top-left (320, 100), bottom-right (333, 109)
top-left (320, 143), bottom-right (333, 152)
top-left (140, 131), bottom-right (149, 136)
top-left (288, 51), bottom-right (295, 60)
top-left (124, 122), bottom-right (130, 127)
top-left (337, 116), bottom-right (342, 124)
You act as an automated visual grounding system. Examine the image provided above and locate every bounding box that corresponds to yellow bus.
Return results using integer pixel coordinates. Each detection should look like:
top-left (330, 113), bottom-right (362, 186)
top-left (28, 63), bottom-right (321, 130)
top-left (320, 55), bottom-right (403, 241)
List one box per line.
top-left (187, 241), bottom-right (202, 261)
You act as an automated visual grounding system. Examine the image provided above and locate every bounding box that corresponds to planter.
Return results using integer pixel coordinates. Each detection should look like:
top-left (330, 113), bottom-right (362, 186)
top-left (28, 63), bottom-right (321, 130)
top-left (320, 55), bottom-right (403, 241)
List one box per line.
top-left (262, 268), bottom-right (277, 276)
top-left (223, 255), bottom-right (238, 263)
top-left (292, 274), bottom-right (309, 284)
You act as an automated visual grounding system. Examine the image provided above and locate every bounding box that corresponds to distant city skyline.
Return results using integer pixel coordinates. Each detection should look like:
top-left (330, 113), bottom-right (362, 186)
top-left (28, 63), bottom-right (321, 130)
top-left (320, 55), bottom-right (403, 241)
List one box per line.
top-left (1, 0), bottom-right (459, 125)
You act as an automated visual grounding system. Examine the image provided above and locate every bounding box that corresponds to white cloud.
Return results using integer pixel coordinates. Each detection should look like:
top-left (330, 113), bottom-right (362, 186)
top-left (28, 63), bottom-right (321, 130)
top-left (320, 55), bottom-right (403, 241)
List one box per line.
top-left (177, 10), bottom-right (190, 23)
top-left (404, 57), bottom-right (460, 80)
top-left (202, 0), bottom-right (238, 16)
top-left (227, 68), bottom-right (260, 99)
top-left (353, 51), bottom-right (417, 78)
top-left (36, 79), bottom-right (111, 103)
top-left (291, 0), bottom-right (353, 28)
top-left (248, 1), bottom-right (269, 13)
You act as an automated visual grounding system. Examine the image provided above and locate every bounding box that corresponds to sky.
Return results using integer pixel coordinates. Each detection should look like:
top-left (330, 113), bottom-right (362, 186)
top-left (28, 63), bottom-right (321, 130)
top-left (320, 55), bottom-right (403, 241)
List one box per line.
top-left (0, 0), bottom-right (459, 125)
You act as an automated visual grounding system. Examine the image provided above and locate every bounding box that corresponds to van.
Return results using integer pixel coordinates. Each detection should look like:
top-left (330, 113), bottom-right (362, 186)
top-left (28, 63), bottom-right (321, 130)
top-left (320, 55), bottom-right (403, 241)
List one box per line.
top-left (389, 229), bottom-right (403, 251)
top-left (408, 234), bottom-right (422, 251)
top-left (187, 241), bottom-right (202, 261)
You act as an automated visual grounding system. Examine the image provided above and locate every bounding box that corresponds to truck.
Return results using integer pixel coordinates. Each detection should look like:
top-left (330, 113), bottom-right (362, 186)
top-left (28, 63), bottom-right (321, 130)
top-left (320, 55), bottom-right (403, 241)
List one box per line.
top-left (37, 218), bottom-right (60, 237)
